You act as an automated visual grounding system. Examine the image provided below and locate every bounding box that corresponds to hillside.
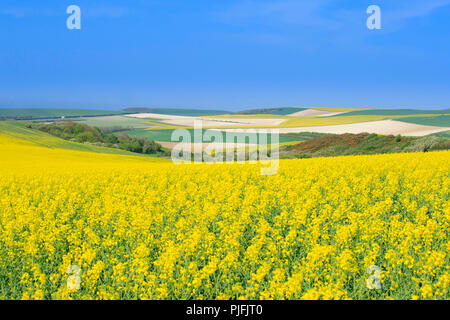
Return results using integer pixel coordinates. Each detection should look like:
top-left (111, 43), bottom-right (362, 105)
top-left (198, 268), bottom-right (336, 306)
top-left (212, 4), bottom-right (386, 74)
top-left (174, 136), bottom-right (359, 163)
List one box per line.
top-left (0, 121), bottom-right (166, 158)
top-left (395, 115), bottom-right (450, 127)
top-left (280, 132), bottom-right (450, 159)
top-left (27, 121), bottom-right (167, 156)
top-left (122, 108), bottom-right (229, 116)
top-left (234, 107), bottom-right (300, 115)
top-left (333, 108), bottom-right (450, 117)
top-left (0, 108), bottom-right (127, 120)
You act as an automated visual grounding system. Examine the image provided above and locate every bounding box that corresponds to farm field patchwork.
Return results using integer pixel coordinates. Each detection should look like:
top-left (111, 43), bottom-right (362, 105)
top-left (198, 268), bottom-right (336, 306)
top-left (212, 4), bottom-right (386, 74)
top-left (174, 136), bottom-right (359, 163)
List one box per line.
top-left (434, 131), bottom-right (450, 138)
top-left (295, 107), bottom-right (368, 112)
top-left (279, 116), bottom-right (391, 127)
top-left (234, 107), bottom-right (301, 115)
top-left (395, 115), bottom-right (450, 128)
top-left (74, 116), bottom-right (151, 130)
top-left (3, 109), bottom-right (448, 156)
top-left (125, 113), bottom-right (288, 128)
top-left (0, 122), bottom-right (154, 156)
top-left (0, 108), bottom-right (126, 120)
top-left (217, 114), bottom-right (450, 129)
top-left (126, 128), bottom-right (321, 144)
top-left (4, 108), bottom-right (450, 146)
top-left (288, 109), bottom-right (348, 117)
top-left (123, 108), bottom-right (229, 117)
top-left (332, 109), bottom-right (450, 117)
top-left (0, 126), bottom-right (448, 300)
top-left (219, 119), bottom-right (450, 137)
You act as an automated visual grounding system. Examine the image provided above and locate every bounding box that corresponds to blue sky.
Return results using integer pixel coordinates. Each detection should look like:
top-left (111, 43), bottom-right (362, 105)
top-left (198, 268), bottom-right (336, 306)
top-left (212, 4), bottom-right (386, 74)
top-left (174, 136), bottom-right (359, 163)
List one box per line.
top-left (0, 0), bottom-right (449, 111)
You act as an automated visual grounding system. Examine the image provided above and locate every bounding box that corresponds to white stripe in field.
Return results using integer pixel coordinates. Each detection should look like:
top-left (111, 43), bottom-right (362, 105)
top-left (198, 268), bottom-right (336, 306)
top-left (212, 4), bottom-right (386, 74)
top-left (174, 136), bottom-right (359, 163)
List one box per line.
top-left (124, 113), bottom-right (287, 127)
top-left (288, 109), bottom-right (349, 117)
top-left (213, 120), bottom-right (450, 137)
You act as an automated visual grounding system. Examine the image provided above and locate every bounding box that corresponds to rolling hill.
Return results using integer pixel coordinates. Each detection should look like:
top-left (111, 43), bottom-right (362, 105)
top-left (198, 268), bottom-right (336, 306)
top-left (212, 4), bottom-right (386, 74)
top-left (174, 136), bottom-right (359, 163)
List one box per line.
top-left (122, 108), bottom-right (229, 116)
top-left (332, 108), bottom-right (450, 117)
top-left (0, 108), bottom-right (127, 120)
top-left (0, 121), bottom-right (165, 158)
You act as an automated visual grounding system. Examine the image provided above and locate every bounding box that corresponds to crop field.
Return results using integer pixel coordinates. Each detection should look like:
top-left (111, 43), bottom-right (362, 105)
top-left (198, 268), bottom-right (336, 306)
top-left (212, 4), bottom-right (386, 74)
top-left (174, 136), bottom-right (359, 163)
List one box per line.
top-left (279, 116), bottom-right (390, 127)
top-left (396, 115), bottom-right (450, 128)
top-left (234, 107), bottom-right (301, 115)
top-left (296, 107), bottom-right (367, 112)
top-left (124, 108), bottom-right (229, 117)
top-left (126, 128), bottom-right (322, 144)
top-left (434, 131), bottom-right (450, 138)
top-left (0, 108), bottom-right (126, 120)
top-left (74, 116), bottom-right (151, 130)
top-left (0, 122), bottom-right (150, 156)
top-left (6, 108), bottom-right (449, 143)
top-left (333, 109), bottom-right (450, 117)
top-left (0, 124), bottom-right (448, 300)
top-left (198, 115), bottom-right (445, 130)
top-left (205, 114), bottom-right (292, 120)
top-left (129, 115), bottom-right (402, 131)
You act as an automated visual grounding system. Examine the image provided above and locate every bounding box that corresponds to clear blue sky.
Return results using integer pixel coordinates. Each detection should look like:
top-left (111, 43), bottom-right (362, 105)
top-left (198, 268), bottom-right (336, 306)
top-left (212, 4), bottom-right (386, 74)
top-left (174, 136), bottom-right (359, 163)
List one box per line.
top-left (1, 0), bottom-right (449, 111)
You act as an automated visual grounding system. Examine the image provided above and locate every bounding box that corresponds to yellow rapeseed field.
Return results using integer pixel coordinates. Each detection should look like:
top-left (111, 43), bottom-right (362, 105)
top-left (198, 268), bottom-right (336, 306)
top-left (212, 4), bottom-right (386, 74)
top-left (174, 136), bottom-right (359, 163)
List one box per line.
top-left (0, 130), bottom-right (449, 300)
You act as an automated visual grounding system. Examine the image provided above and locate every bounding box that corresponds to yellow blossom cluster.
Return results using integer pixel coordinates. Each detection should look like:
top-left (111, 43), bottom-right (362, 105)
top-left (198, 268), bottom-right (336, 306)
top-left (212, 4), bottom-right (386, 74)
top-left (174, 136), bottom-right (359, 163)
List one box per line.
top-left (0, 135), bottom-right (448, 300)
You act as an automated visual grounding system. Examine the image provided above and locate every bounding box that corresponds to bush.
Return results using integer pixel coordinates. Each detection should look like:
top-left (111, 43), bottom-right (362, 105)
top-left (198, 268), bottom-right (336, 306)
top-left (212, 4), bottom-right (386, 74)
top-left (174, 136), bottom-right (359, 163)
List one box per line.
top-left (364, 145), bottom-right (376, 151)
top-left (404, 136), bottom-right (450, 152)
top-left (29, 121), bottom-right (164, 156)
top-left (73, 124), bottom-right (84, 135)
top-left (75, 131), bottom-right (97, 143)
top-left (104, 134), bottom-right (119, 144)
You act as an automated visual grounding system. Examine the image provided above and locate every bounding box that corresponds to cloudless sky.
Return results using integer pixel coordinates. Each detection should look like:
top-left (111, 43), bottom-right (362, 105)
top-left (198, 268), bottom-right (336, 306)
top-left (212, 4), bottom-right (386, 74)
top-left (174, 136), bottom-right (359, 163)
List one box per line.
top-left (0, 0), bottom-right (449, 111)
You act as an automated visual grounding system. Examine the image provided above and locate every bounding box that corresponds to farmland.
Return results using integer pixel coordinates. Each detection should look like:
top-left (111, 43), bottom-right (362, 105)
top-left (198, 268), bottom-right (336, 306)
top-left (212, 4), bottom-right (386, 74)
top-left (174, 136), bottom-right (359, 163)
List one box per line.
top-left (0, 121), bottom-right (147, 156)
top-left (3, 107), bottom-right (450, 141)
top-left (3, 0), bottom-right (450, 304)
top-left (280, 133), bottom-right (450, 158)
top-left (126, 128), bottom-right (325, 144)
top-left (434, 131), bottom-right (450, 138)
top-left (74, 116), bottom-right (151, 131)
top-left (0, 108), bottom-right (127, 120)
top-left (395, 115), bottom-right (450, 128)
top-left (234, 107), bottom-right (301, 115)
top-left (0, 124), bottom-right (448, 300)
top-left (123, 108), bottom-right (229, 117)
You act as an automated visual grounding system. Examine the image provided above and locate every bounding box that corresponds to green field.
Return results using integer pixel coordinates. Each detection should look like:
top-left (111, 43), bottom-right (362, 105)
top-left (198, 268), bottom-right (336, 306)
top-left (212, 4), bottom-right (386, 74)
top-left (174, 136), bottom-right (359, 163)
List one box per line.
top-left (234, 107), bottom-right (301, 115)
top-left (434, 130), bottom-right (450, 138)
top-left (280, 133), bottom-right (450, 158)
top-left (123, 108), bottom-right (229, 116)
top-left (395, 115), bottom-right (450, 127)
top-left (0, 122), bottom-right (154, 157)
top-left (334, 108), bottom-right (450, 117)
top-left (74, 116), bottom-right (150, 130)
top-left (126, 128), bottom-right (325, 144)
top-left (0, 108), bottom-right (126, 120)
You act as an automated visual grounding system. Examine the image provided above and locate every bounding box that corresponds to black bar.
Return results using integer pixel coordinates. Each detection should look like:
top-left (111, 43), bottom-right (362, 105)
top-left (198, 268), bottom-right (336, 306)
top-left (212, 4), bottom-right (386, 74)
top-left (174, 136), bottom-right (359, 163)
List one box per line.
top-left (0, 300), bottom-right (445, 319)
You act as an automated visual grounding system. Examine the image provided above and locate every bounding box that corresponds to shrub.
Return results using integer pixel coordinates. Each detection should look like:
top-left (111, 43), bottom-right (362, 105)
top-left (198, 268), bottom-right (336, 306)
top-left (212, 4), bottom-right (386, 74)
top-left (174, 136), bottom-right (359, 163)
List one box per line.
top-left (28, 121), bottom-right (163, 155)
